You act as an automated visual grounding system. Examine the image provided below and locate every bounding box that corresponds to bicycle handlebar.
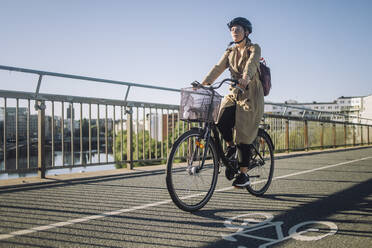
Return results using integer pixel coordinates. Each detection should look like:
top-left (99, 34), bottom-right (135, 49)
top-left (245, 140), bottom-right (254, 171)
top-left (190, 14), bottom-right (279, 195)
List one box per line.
top-left (191, 78), bottom-right (244, 93)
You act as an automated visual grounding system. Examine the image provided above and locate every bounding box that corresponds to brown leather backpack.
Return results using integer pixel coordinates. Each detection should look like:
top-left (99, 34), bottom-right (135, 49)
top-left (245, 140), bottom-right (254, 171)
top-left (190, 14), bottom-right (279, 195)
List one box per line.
top-left (259, 58), bottom-right (271, 96)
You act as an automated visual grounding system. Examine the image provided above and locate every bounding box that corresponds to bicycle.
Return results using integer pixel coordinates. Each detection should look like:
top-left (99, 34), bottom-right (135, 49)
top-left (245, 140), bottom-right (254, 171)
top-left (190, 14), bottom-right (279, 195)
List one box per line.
top-left (166, 78), bottom-right (275, 212)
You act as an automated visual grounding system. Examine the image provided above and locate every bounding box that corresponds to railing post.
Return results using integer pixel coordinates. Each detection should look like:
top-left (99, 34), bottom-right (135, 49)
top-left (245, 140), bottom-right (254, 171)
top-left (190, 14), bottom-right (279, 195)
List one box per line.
top-left (360, 125), bottom-right (363, 146)
top-left (15, 98), bottom-right (19, 170)
top-left (3, 98), bottom-right (7, 170)
top-left (97, 104), bottom-right (100, 164)
top-left (27, 99), bottom-right (31, 169)
top-left (80, 103), bottom-right (83, 164)
top-left (304, 120), bottom-right (308, 151)
top-left (320, 123), bottom-right (324, 150)
top-left (61, 102), bottom-right (64, 165)
top-left (37, 100), bottom-right (46, 178)
top-left (70, 103), bottom-right (74, 166)
top-left (120, 106), bottom-right (124, 163)
top-left (89, 103), bottom-right (92, 163)
top-left (333, 123), bottom-right (336, 148)
top-left (344, 124), bottom-right (347, 147)
top-left (126, 107), bottom-right (133, 169)
top-left (285, 119), bottom-right (289, 153)
top-left (353, 125), bottom-right (356, 146)
top-left (16, 99), bottom-right (19, 170)
top-left (113, 105), bottom-right (116, 163)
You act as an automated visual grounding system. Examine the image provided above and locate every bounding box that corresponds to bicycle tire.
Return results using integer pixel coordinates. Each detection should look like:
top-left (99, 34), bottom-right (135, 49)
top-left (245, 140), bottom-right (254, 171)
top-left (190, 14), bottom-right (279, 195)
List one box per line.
top-left (166, 128), bottom-right (219, 212)
top-left (246, 129), bottom-right (274, 196)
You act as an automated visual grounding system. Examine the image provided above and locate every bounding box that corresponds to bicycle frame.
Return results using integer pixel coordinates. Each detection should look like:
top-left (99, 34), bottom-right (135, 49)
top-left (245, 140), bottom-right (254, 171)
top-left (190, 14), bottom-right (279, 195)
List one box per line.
top-left (190, 78), bottom-right (273, 174)
top-left (195, 122), bottom-right (239, 174)
top-left (196, 122), bottom-right (274, 178)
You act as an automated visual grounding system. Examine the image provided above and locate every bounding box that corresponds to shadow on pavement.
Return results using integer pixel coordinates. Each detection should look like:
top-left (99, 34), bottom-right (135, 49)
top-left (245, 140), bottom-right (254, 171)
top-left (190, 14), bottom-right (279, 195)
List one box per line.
top-left (199, 178), bottom-right (372, 248)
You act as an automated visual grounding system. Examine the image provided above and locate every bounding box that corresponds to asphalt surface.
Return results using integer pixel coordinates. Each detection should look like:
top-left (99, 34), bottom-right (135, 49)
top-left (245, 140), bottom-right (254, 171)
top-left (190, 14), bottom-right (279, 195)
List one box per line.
top-left (0, 147), bottom-right (371, 248)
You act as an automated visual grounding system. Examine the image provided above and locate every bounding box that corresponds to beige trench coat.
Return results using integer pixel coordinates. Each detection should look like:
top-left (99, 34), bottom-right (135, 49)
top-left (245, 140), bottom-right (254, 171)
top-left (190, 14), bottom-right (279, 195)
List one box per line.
top-left (203, 39), bottom-right (264, 144)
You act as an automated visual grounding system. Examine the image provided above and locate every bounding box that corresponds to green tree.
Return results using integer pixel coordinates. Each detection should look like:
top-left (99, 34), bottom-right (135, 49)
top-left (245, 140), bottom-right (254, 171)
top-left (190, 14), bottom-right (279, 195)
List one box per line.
top-left (114, 129), bottom-right (163, 168)
top-left (114, 120), bottom-right (193, 168)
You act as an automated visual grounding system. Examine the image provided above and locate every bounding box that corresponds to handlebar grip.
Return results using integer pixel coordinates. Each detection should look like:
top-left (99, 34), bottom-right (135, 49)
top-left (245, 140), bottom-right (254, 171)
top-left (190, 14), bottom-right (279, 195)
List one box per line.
top-left (191, 81), bottom-right (200, 87)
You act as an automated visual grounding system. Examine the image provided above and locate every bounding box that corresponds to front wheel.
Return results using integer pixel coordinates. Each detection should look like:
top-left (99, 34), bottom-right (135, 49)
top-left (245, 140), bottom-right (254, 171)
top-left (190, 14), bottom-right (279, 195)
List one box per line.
top-left (246, 129), bottom-right (274, 196)
top-left (166, 128), bottom-right (219, 212)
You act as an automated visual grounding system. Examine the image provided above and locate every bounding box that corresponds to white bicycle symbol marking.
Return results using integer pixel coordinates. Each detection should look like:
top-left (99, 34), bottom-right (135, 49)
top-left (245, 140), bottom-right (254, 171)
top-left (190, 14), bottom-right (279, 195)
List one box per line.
top-left (221, 212), bottom-right (338, 248)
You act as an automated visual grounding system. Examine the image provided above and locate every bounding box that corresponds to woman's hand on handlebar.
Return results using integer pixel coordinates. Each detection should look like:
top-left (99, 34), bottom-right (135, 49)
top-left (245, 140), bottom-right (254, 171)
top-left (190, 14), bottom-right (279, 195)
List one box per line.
top-left (191, 80), bottom-right (211, 90)
top-left (191, 81), bottom-right (201, 88)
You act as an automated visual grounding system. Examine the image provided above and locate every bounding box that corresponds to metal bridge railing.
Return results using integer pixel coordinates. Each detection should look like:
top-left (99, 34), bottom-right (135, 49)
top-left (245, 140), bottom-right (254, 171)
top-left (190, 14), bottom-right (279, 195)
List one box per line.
top-left (0, 65), bottom-right (372, 178)
top-left (0, 89), bottom-right (186, 178)
top-left (0, 65), bottom-right (183, 178)
top-left (264, 113), bottom-right (372, 153)
top-left (263, 102), bottom-right (372, 152)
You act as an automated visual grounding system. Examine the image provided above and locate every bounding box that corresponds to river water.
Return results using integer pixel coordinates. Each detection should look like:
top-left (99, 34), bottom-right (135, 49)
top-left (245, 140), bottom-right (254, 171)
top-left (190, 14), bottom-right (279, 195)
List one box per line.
top-left (0, 145), bottom-right (117, 179)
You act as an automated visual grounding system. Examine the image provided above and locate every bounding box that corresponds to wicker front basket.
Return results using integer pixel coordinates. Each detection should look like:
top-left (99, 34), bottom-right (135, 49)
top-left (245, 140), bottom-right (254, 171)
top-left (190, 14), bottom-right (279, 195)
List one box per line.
top-left (179, 87), bottom-right (222, 122)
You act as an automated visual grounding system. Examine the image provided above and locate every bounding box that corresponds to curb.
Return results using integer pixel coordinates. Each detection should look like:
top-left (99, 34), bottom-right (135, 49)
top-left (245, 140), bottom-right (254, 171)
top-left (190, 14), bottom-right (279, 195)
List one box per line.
top-left (0, 167), bottom-right (167, 191)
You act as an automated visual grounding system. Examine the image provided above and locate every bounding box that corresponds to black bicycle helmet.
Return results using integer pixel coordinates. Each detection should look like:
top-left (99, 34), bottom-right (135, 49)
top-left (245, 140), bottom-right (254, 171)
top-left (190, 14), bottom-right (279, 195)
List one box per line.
top-left (227, 17), bottom-right (252, 34)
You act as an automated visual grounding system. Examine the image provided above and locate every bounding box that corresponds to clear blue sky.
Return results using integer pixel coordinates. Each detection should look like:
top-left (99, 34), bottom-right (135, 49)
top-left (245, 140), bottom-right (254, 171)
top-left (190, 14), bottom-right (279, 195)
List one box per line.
top-left (1, 0), bottom-right (371, 105)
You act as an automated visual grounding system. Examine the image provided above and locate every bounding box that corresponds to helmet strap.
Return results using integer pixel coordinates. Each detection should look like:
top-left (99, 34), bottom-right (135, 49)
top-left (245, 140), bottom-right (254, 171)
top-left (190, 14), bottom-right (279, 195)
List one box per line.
top-left (229, 35), bottom-right (248, 46)
top-left (234, 37), bottom-right (246, 44)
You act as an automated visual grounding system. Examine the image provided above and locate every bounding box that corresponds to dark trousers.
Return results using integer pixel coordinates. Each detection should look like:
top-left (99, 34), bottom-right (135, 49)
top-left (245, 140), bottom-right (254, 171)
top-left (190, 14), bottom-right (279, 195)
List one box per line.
top-left (216, 105), bottom-right (252, 167)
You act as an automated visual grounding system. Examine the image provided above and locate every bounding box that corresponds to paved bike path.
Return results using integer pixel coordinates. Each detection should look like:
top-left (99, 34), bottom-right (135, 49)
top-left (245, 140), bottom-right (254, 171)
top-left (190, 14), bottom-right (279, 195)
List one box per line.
top-left (0, 147), bottom-right (371, 247)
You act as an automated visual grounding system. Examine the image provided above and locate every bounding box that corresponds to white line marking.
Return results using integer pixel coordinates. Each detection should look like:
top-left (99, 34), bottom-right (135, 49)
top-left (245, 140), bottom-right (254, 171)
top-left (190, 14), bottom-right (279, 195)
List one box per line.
top-left (274, 156), bottom-right (372, 180)
top-left (1, 156), bottom-right (371, 240)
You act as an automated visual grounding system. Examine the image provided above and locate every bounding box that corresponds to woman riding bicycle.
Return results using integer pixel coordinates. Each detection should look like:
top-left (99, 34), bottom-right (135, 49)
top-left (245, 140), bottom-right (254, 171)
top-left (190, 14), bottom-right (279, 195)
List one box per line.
top-left (202, 17), bottom-right (264, 188)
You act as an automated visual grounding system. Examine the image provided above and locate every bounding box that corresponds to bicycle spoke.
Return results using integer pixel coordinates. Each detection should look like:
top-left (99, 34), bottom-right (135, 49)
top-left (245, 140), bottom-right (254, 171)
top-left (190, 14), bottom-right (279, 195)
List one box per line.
top-left (246, 130), bottom-right (274, 196)
top-left (184, 173), bottom-right (194, 195)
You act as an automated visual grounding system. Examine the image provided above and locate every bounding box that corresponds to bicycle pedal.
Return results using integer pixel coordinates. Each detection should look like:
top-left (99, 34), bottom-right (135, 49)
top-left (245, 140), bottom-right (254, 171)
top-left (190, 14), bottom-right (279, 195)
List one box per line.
top-left (233, 185), bottom-right (248, 189)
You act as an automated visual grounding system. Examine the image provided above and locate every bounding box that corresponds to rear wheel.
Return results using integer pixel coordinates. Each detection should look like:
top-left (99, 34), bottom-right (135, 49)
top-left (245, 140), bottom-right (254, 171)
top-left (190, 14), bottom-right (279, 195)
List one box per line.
top-left (246, 130), bottom-right (274, 196)
top-left (166, 128), bottom-right (219, 212)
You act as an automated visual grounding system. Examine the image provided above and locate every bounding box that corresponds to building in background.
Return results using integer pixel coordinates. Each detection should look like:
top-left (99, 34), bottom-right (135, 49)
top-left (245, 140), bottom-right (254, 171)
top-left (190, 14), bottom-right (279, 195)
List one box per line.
top-left (265, 94), bottom-right (372, 124)
top-left (0, 108), bottom-right (4, 123)
top-left (0, 107), bottom-right (52, 141)
top-left (67, 104), bottom-right (75, 120)
top-left (360, 94), bottom-right (372, 124)
top-left (146, 112), bottom-right (161, 141)
top-left (2, 107), bottom-right (28, 141)
top-left (162, 112), bottom-right (179, 142)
